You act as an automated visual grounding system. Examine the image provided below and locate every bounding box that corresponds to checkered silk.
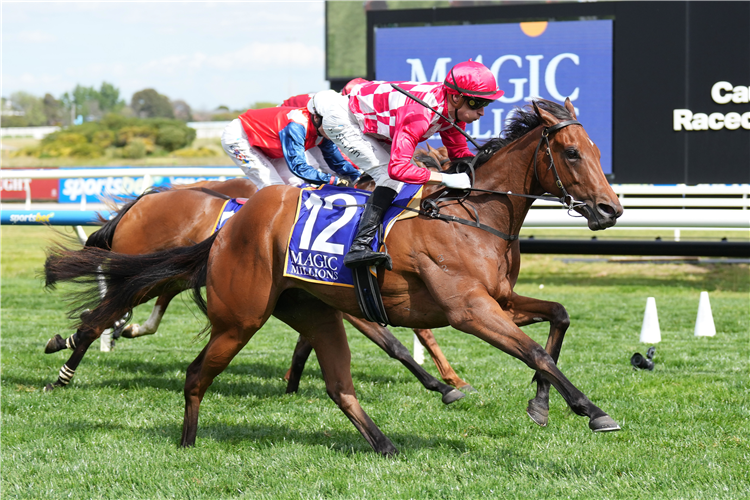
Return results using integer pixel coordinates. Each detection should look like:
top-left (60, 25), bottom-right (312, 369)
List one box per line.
top-left (347, 81), bottom-right (474, 184)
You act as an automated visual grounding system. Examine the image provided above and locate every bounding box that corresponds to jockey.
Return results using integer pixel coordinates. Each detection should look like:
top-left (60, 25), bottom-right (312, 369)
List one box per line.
top-left (308, 60), bottom-right (504, 270)
top-left (221, 106), bottom-right (360, 189)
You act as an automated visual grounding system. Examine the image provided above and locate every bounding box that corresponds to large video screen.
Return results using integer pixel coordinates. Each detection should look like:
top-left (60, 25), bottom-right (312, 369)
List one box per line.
top-left (375, 20), bottom-right (613, 174)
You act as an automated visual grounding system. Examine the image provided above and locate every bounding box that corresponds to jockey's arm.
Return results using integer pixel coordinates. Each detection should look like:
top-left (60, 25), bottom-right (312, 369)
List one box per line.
top-left (318, 138), bottom-right (360, 181)
top-left (279, 122), bottom-right (336, 185)
top-left (439, 122), bottom-right (475, 160)
top-left (389, 106), bottom-right (453, 185)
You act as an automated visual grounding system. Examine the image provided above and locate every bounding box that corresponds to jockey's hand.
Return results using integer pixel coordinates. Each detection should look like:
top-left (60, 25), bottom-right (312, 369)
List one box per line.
top-left (331, 176), bottom-right (350, 187)
top-left (440, 172), bottom-right (471, 190)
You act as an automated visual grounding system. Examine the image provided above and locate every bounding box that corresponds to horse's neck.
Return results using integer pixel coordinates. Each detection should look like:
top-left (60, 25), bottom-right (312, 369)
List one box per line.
top-left (472, 127), bottom-right (545, 228)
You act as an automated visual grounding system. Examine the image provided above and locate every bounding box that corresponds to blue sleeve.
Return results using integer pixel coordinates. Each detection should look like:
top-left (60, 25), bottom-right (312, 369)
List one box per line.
top-left (279, 122), bottom-right (332, 184)
top-left (318, 139), bottom-right (360, 178)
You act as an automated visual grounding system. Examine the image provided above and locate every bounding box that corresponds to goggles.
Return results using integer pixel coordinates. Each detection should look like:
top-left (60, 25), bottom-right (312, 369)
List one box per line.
top-left (465, 96), bottom-right (493, 110)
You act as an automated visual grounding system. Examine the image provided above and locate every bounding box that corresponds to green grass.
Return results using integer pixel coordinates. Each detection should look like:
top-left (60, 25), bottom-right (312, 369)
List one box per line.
top-left (2, 226), bottom-right (749, 499)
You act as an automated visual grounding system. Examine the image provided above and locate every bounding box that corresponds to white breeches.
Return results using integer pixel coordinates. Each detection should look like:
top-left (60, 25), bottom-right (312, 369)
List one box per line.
top-left (311, 90), bottom-right (403, 192)
top-left (221, 119), bottom-right (308, 189)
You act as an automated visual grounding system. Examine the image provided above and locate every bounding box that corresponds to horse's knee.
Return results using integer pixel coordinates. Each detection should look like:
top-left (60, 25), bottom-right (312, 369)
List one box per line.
top-left (550, 303), bottom-right (570, 329)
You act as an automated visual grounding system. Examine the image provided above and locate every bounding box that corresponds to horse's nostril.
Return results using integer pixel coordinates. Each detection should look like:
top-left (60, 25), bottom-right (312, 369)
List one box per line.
top-left (598, 203), bottom-right (617, 217)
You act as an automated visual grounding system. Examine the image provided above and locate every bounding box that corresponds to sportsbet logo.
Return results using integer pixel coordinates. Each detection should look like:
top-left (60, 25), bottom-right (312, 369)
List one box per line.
top-left (8, 212), bottom-right (55, 223)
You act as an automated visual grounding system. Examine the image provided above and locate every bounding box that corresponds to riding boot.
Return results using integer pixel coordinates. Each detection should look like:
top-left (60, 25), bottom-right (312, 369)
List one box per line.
top-left (344, 186), bottom-right (397, 270)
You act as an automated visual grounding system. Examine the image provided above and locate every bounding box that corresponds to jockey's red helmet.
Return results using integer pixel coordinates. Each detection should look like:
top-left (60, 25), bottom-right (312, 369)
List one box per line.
top-left (444, 61), bottom-right (504, 101)
top-left (342, 78), bottom-right (369, 96)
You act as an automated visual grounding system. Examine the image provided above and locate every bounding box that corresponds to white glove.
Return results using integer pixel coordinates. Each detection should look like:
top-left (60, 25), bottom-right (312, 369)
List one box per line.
top-left (440, 172), bottom-right (471, 190)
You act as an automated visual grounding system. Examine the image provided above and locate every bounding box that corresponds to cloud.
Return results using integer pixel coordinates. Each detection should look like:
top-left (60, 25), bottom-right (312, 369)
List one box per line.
top-left (135, 42), bottom-right (324, 77)
top-left (15, 30), bottom-right (57, 43)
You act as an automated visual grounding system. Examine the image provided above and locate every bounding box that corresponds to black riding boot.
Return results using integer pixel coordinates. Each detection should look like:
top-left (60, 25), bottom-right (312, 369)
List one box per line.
top-left (344, 186), bottom-right (397, 270)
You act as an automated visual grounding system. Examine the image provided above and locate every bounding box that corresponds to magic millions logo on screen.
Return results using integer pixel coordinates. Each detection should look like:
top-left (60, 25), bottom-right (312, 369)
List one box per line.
top-left (375, 20), bottom-right (613, 174)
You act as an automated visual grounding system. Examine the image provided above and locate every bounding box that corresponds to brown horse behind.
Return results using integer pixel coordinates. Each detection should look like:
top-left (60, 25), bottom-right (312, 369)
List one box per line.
top-left (44, 159), bottom-right (470, 401)
top-left (46, 99), bottom-right (623, 456)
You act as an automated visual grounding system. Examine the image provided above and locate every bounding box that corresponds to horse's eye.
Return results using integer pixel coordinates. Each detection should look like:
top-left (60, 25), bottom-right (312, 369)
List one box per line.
top-left (565, 148), bottom-right (580, 160)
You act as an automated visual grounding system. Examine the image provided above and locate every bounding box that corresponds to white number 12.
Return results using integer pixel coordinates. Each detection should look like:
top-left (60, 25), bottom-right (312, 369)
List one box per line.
top-left (299, 193), bottom-right (359, 255)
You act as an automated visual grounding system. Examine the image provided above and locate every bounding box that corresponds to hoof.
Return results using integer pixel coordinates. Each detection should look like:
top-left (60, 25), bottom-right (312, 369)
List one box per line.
top-left (526, 399), bottom-right (549, 427)
top-left (459, 384), bottom-right (478, 394)
top-left (589, 415), bottom-right (621, 432)
top-left (119, 325), bottom-right (137, 339)
top-left (44, 335), bottom-right (66, 354)
top-left (43, 383), bottom-right (57, 392)
top-left (441, 388), bottom-right (465, 405)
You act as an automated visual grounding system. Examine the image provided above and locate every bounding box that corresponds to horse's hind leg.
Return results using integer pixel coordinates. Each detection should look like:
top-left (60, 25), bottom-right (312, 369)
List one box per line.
top-left (342, 314), bottom-right (464, 404)
top-left (43, 326), bottom-right (102, 391)
top-left (275, 296), bottom-right (397, 456)
top-left (284, 336), bottom-right (314, 392)
top-left (412, 328), bottom-right (475, 393)
top-left (506, 293), bottom-right (570, 427)
top-left (120, 292), bottom-right (177, 338)
top-left (181, 323), bottom-right (258, 448)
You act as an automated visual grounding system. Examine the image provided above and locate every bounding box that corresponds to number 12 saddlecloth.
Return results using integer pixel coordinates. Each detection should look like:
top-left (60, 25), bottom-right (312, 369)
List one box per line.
top-left (283, 184), bottom-right (421, 287)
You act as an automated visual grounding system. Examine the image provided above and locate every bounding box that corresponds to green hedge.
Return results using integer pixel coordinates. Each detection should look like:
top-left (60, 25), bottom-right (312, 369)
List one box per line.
top-left (13, 114), bottom-right (197, 159)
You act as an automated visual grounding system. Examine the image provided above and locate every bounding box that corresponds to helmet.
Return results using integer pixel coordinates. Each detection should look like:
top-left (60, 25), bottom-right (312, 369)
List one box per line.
top-left (444, 61), bottom-right (504, 100)
top-left (342, 77), bottom-right (369, 96)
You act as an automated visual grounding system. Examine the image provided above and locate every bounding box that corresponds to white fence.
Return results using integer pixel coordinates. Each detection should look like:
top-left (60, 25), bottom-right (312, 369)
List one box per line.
top-left (1, 126), bottom-right (61, 139)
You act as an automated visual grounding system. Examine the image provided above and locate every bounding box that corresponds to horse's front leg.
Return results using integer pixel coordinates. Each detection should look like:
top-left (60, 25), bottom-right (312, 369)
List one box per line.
top-left (342, 315), bottom-right (464, 404)
top-left (505, 293), bottom-right (570, 427)
top-left (440, 288), bottom-right (619, 432)
top-left (412, 328), bottom-right (475, 393)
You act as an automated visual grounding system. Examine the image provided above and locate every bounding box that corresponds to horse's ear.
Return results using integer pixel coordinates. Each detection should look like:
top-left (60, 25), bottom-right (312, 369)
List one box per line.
top-left (564, 98), bottom-right (577, 120)
top-left (532, 100), bottom-right (557, 127)
top-left (427, 143), bottom-right (435, 152)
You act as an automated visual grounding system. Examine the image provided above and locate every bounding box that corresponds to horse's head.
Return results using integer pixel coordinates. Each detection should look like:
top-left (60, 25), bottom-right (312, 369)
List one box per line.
top-left (532, 98), bottom-right (623, 230)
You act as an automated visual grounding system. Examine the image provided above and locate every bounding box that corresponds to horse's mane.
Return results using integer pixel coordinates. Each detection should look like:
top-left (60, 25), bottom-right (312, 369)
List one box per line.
top-left (446, 99), bottom-right (573, 173)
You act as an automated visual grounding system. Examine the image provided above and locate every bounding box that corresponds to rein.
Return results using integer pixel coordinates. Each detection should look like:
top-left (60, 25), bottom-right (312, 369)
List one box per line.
top-left (380, 87), bottom-right (590, 241)
top-left (414, 119), bottom-right (588, 241)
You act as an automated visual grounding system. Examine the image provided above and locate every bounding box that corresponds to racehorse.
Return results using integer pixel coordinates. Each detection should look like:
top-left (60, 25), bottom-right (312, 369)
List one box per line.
top-left (43, 157), bottom-right (471, 401)
top-left (45, 99), bottom-right (624, 456)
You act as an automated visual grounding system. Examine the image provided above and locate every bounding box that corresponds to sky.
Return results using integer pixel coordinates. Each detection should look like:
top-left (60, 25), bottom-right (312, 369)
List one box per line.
top-left (2, 1), bottom-right (329, 111)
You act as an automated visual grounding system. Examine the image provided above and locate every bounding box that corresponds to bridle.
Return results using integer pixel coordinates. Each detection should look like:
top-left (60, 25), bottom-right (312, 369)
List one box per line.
top-left (386, 84), bottom-right (590, 240)
top-left (413, 119), bottom-right (589, 241)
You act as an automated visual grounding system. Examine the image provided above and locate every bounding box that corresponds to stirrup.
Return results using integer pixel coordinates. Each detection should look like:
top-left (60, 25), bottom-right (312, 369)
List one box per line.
top-left (344, 249), bottom-right (392, 271)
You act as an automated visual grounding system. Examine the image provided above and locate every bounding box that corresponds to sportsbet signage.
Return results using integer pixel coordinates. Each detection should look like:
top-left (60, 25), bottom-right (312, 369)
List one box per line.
top-left (58, 174), bottom-right (227, 203)
top-left (375, 20), bottom-right (613, 174)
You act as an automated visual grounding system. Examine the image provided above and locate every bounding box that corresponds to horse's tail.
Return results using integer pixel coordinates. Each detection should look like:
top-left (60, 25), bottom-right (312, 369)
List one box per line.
top-left (86, 187), bottom-right (170, 250)
top-left (44, 233), bottom-right (218, 330)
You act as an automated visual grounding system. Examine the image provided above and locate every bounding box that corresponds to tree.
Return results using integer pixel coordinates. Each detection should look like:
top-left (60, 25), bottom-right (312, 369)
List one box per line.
top-left (98, 82), bottom-right (125, 114)
top-left (171, 99), bottom-right (193, 122)
top-left (9, 91), bottom-right (46, 126)
top-left (42, 94), bottom-right (64, 125)
top-left (131, 89), bottom-right (174, 119)
top-left (60, 82), bottom-right (125, 122)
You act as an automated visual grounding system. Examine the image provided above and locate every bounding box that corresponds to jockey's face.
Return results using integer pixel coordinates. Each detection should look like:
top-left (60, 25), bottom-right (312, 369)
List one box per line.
top-left (447, 93), bottom-right (486, 123)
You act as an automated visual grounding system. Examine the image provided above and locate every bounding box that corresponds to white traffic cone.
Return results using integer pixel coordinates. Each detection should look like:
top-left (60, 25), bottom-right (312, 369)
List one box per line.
top-left (640, 297), bottom-right (661, 343)
top-left (694, 291), bottom-right (716, 337)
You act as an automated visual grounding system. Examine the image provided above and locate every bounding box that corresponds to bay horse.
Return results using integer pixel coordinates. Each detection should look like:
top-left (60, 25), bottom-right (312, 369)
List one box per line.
top-left (43, 159), bottom-right (471, 401)
top-left (45, 99), bottom-right (623, 456)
